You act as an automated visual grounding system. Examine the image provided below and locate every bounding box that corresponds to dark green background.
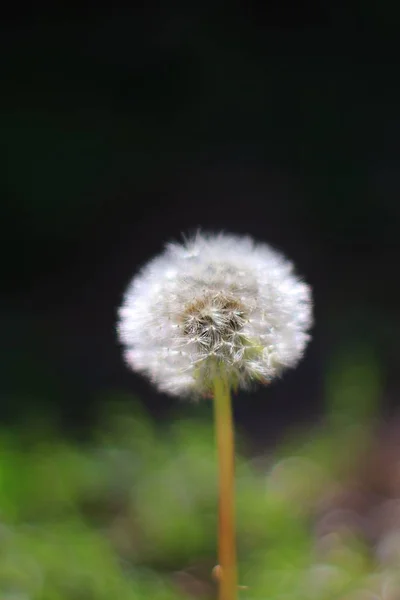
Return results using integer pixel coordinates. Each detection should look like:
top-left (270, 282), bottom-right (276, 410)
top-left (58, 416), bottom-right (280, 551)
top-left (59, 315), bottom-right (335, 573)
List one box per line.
top-left (1, 5), bottom-right (399, 440)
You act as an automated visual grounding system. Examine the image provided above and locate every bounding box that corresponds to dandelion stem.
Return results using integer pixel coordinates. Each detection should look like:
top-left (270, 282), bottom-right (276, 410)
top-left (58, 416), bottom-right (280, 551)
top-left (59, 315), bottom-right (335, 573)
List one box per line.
top-left (213, 370), bottom-right (237, 600)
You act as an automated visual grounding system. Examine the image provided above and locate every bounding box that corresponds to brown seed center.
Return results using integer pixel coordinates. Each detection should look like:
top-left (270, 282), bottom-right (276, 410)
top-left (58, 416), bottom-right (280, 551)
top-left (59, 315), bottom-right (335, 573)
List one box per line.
top-left (181, 293), bottom-right (247, 350)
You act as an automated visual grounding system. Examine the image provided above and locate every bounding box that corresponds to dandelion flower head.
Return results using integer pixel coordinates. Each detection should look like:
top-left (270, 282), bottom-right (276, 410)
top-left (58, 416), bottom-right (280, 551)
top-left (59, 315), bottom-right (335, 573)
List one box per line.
top-left (117, 232), bottom-right (312, 397)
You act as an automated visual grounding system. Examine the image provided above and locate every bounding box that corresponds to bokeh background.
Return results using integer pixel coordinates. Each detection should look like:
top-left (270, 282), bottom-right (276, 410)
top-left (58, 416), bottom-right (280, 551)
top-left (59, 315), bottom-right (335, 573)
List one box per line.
top-left (3, 4), bottom-right (399, 436)
top-left (2, 5), bottom-right (400, 599)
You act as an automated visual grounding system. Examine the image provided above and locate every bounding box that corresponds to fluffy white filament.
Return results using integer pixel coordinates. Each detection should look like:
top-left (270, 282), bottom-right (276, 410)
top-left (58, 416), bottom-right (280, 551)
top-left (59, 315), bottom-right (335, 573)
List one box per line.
top-left (117, 232), bottom-right (313, 397)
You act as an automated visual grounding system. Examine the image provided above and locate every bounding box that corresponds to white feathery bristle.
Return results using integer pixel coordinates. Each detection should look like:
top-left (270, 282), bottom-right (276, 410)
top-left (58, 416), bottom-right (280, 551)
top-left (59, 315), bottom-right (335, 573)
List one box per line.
top-left (117, 231), bottom-right (313, 398)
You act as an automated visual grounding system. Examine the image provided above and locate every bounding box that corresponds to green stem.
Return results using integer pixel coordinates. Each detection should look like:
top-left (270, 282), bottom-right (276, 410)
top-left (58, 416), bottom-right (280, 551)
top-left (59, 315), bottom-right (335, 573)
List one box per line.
top-left (213, 370), bottom-right (237, 600)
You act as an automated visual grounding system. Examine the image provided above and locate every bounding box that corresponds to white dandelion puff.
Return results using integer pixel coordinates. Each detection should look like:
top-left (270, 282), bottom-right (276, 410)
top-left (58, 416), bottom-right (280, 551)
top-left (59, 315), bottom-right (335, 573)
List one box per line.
top-left (117, 231), bottom-right (313, 397)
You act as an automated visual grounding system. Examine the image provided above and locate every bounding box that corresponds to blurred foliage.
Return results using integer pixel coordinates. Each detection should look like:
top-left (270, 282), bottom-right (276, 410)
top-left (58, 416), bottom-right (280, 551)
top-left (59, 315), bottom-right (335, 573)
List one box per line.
top-left (0, 344), bottom-right (397, 599)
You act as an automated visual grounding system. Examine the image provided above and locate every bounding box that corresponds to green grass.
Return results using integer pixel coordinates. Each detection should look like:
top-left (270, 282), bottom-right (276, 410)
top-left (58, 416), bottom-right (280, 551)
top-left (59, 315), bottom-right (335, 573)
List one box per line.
top-left (0, 343), bottom-right (393, 599)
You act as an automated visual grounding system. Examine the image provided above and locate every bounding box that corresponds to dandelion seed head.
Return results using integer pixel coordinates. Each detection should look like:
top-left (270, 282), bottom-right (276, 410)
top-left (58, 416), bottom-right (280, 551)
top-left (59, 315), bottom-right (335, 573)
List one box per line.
top-left (117, 231), bottom-right (313, 397)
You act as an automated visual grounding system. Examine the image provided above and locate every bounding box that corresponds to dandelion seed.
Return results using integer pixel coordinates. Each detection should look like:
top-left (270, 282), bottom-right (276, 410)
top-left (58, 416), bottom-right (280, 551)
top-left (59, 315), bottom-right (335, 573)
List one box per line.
top-left (117, 231), bottom-right (313, 398)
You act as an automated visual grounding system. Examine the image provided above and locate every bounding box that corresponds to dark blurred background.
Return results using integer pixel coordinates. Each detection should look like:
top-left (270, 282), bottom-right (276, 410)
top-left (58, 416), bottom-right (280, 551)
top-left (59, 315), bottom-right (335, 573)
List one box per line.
top-left (1, 3), bottom-right (399, 443)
